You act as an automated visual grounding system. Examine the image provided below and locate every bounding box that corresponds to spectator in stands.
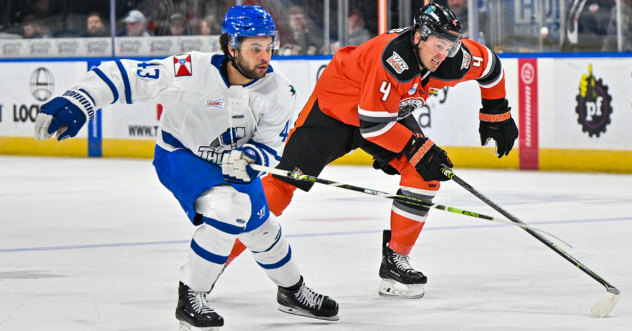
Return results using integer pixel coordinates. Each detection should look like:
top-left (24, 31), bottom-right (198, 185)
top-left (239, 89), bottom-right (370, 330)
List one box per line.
top-left (196, 16), bottom-right (221, 35)
top-left (22, 19), bottom-right (52, 39)
top-left (168, 13), bottom-right (187, 36)
top-left (347, 10), bottom-right (371, 46)
top-left (602, 0), bottom-right (632, 51)
top-left (281, 6), bottom-right (321, 55)
top-left (562, 0), bottom-right (613, 52)
top-left (119, 9), bottom-right (154, 37)
top-left (85, 12), bottom-right (110, 37)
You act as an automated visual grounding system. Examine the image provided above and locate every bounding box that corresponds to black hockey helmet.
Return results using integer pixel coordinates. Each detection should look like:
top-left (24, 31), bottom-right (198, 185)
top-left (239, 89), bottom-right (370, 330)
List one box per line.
top-left (413, 4), bottom-right (462, 57)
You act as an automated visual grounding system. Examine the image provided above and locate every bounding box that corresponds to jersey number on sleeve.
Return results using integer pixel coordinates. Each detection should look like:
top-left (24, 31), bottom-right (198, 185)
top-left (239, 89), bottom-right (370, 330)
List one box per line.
top-left (137, 62), bottom-right (160, 79)
top-left (279, 121), bottom-right (289, 142)
top-left (380, 81), bottom-right (392, 102)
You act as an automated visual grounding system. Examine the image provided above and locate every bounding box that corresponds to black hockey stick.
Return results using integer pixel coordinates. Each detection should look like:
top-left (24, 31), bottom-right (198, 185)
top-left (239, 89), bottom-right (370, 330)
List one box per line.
top-left (249, 164), bottom-right (570, 246)
top-left (440, 167), bottom-right (620, 318)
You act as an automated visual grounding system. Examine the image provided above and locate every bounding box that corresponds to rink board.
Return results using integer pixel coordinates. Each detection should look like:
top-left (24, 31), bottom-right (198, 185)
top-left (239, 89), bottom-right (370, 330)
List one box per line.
top-left (0, 55), bottom-right (631, 173)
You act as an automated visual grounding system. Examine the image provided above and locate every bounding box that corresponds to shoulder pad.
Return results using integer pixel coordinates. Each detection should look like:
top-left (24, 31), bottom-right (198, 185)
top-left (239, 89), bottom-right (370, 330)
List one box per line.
top-left (381, 29), bottom-right (421, 83)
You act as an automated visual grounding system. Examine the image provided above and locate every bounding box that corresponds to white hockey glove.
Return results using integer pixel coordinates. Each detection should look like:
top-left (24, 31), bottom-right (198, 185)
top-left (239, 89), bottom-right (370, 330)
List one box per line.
top-left (221, 144), bottom-right (265, 184)
top-left (34, 91), bottom-right (93, 141)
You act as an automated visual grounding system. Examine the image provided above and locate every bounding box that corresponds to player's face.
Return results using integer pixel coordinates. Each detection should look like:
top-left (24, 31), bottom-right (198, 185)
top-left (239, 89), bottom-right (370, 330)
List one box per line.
top-left (234, 36), bottom-right (274, 79)
top-left (417, 34), bottom-right (455, 72)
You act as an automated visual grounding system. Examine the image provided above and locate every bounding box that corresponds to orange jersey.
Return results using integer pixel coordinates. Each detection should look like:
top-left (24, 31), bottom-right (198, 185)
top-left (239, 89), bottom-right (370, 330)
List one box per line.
top-left (314, 27), bottom-right (505, 153)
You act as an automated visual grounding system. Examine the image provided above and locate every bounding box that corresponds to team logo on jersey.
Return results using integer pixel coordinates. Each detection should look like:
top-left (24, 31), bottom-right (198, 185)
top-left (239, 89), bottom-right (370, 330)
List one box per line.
top-left (575, 64), bottom-right (613, 137)
top-left (198, 127), bottom-right (247, 164)
top-left (398, 97), bottom-right (424, 119)
top-left (173, 54), bottom-right (192, 77)
top-left (205, 99), bottom-right (224, 108)
top-left (408, 83), bottom-right (418, 95)
top-left (387, 52), bottom-right (409, 74)
top-left (461, 50), bottom-right (471, 70)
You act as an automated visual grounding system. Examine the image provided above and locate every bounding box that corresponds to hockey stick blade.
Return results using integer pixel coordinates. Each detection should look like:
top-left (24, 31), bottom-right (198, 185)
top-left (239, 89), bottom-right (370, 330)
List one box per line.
top-left (249, 164), bottom-right (571, 247)
top-left (440, 167), bottom-right (620, 317)
top-left (591, 287), bottom-right (620, 318)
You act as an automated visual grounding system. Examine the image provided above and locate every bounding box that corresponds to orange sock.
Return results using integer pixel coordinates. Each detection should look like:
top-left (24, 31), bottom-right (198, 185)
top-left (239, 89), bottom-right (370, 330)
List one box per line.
top-left (226, 239), bottom-right (247, 266)
top-left (389, 210), bottom-right (426, 256)
top-left (262, 174), bottom-right (296, 216)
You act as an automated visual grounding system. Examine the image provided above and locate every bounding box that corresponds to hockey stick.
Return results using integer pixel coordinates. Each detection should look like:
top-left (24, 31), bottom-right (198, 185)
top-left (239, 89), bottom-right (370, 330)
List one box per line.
top-left (439, 167), bottom-right (620, 318)
top-left (249, 164), bottom-right (571, 247)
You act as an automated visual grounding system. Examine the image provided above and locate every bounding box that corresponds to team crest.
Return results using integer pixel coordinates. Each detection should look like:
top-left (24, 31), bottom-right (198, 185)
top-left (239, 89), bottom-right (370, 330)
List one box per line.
top-left (174, 54), bottom-right (192, 77)
top-left (398, 97), bottom-right (425, 119)
top-left (206, 99), bottom-right (224, 108)
top-left (461, 50), bottom-right (471, 70)
top-left (387, 51), bottom-right (409, 74)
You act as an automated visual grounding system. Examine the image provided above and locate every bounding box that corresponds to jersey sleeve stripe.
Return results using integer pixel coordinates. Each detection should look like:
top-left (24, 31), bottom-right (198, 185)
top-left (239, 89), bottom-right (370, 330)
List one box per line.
top-left (478, 52), bottom-right (501, 83)
top-left (114, 60), bottom-right (132, 104)
top-left (359, 114), bottom-right (397, 123)
top-left (479, 69), bottom-right (504, 89)
top-left (78, 88), bottom-right (96, 105)
top-left (479, 46), bottom-right (494, 79)
top-left (358, 108), bottom-right (398, 118)
top-left (91, 67), bottom-right (119, 104)
top-left (360, 121), bottom-right (396, 138)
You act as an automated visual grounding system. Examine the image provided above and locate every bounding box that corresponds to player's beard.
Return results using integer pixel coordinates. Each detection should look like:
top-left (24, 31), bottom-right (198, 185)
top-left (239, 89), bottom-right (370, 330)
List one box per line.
top-left (235, 55), bottom-right (268, 79)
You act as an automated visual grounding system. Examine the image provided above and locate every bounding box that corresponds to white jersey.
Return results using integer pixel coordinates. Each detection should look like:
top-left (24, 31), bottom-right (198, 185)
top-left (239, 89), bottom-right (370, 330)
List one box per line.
top-left (66, 51), bottom-right (296, 166)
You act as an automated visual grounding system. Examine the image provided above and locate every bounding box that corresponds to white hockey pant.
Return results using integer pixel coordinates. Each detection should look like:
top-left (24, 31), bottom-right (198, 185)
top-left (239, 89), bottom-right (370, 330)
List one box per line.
top-left (180, 185), bottom-right (299, 292)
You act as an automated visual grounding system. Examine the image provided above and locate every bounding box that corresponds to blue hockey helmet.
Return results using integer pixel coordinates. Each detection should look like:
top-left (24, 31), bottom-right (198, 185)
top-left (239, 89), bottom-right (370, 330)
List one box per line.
top-left (222, 5), bottom-right (279, 50)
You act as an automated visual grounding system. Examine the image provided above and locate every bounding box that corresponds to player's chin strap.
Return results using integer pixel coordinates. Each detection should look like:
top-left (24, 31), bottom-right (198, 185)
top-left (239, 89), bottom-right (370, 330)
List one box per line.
top-left (227, 48), bottom-right (257, 80)
top-left (410, 27), bottom-right (426, 70)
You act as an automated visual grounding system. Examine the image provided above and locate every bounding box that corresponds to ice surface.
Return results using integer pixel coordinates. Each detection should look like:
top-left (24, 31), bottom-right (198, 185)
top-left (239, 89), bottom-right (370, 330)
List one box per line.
top-left (1, 156), bottom-right (631, 330)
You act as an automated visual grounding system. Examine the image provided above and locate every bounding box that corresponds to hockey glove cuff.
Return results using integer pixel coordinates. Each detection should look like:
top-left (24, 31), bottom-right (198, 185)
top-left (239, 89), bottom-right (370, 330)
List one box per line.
top-left (34, 90), bottom-right (95, 141)
top-left (478, 99), bottom-right (519, 158)
top-left (222, 144), bottom-right (265, 184)
top-left (403, 136), bottom-right (453, 182)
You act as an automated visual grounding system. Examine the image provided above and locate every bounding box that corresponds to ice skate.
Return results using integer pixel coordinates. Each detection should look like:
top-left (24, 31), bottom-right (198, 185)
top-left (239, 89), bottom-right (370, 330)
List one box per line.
top-left (378, 230), bottom-right (427, 299)
top-left (175, 282), bottom-right (224, 330)
top-left (277, 276), bottom-right (340, 321)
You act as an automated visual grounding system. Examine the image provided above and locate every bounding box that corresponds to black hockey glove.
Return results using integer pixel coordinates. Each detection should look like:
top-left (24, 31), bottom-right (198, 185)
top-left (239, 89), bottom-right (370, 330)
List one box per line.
top-left (403, 135), bottom-right (453, 182)
top-left (479, 99), bottom-right (519, 158)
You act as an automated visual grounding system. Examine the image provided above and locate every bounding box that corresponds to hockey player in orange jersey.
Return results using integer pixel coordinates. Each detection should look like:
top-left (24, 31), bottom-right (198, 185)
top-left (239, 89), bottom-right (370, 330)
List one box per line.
top-left (223, 4), bottom-right (519, 298)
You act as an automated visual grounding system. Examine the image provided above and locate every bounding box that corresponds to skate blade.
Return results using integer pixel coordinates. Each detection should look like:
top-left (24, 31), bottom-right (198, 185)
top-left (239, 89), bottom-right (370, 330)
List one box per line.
top-left (378, 278), bottom-right (425, 299)
top-left (179, 321), bottom-right (219, 331)
top-left (278, 305), bottom-right (340, 321)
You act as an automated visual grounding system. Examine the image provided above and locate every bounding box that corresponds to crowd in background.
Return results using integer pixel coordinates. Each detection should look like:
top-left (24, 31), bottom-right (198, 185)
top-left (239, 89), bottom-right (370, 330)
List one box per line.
top-left (0, 0), bottom-right (630, 53)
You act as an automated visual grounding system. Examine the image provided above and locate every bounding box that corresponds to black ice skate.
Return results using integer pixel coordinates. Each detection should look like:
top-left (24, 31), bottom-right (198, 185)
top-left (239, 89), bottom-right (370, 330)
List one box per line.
top-left (277, 276), bottom-right (340, 321)
top-left (378, 230), bottom-right (427, 299)
top-left (176, 282), bottom-right (224, 331)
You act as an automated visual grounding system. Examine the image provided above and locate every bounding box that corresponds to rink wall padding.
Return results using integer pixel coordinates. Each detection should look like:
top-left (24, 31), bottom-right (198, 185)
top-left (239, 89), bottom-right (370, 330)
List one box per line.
top-left (1, 54), bottom-right (632, 174)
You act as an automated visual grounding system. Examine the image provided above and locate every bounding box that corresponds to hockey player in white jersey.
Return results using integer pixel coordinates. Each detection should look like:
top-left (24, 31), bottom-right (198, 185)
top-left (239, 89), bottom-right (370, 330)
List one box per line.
top-left (33, 5), bottom-right (339, 330)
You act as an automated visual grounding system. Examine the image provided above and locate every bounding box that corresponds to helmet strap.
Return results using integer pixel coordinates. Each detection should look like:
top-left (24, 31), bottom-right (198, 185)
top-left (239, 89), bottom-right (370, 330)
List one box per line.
top-left (411, 28), bottom-right (426, 70)
top-left (228, 47), bottom-right (257, 80)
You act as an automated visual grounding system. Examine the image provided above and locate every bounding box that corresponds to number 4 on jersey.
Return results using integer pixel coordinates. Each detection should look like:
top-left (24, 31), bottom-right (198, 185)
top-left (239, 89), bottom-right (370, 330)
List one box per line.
top-left (280, 121), bottom-right (289, 142)
top-left (380, 81), bottom-right (392, 102)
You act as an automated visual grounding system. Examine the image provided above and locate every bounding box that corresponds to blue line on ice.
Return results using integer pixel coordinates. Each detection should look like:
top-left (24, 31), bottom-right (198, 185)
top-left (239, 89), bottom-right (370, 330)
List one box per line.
top-left (1, 217), bottom-right (630, 253)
